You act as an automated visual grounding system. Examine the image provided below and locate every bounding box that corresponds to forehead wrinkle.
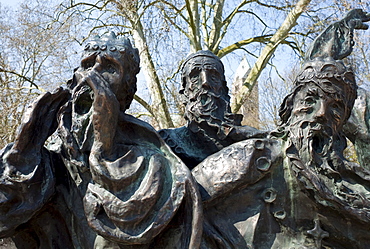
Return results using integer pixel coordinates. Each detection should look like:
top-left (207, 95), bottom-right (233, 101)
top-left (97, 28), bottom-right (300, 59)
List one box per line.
top-left (189, 66), bottom-right (202, 73)
top-left (305, 87), bottom-right (319, 96)
top-left (103, 53), bottom-right (123, 67)
top-left (187, 57), bottom-right (223, 68)
top-left (81, 52), bottom-right (99, 62)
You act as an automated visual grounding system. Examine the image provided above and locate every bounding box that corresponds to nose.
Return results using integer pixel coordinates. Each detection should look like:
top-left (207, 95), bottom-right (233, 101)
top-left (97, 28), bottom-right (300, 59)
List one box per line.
top-left (200, 70), bottom-right (211, 89)
top-left (92, 55), bottom-right (103, 72)
top-left (314, 101), bottom-right (327, 123)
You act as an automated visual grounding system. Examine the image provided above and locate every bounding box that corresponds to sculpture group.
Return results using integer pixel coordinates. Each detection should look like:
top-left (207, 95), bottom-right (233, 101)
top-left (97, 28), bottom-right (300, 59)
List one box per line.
top-left (1, 9), bottom-right (370, 249)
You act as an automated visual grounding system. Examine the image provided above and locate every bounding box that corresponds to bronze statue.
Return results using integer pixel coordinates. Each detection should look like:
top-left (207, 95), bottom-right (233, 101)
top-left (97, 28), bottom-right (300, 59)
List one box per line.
top-left (1, 9), bottom-right (370, 249)
top-left (306, 9), bottom-right (370, 61)
top-left (159, 50), bottom-right (265, 169)
top-left (192, 9), bottom-right (370, 249)
top-left (0, 32), bottom-right (202, 248)
top-left (193, 57), bottom-right (370, 248)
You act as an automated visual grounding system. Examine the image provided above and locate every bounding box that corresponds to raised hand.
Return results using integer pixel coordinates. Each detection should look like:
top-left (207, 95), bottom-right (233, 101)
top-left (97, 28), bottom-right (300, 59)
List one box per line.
top-left (344, 9), bottom-right (370, 30)
top-left (306, 9), bottom-right (370, 60)
top-left (5, 87), bottom-right (70, 168)
top-left (73, 63), bottom-right (120, 158)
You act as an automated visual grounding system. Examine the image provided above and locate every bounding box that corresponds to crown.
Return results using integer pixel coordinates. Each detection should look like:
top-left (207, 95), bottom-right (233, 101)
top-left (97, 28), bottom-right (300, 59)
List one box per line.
top-left (296, 58), bottom-right (356, 91)
top-left (83, 31), bottom-right (136, 57)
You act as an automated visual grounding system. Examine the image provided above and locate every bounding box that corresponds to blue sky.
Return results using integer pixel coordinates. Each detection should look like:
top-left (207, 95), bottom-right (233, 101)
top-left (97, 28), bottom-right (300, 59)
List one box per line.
top-left (0, 0), bottom-right (21, 7)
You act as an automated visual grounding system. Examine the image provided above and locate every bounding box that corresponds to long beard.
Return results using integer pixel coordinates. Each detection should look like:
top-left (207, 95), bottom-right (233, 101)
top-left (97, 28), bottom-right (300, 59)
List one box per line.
top-left (286, 119), bottom-right (351, 185)
top-left (184, 89), bottom-right (236, 133)
top-left (288, 120), bottom-right (334, 169)
top-left (284, 121), bottom-right (370, 220)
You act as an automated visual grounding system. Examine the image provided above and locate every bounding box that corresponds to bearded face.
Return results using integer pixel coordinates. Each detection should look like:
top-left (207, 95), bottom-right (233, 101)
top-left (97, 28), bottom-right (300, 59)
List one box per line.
top-left (184, 88), bottom-right (229, 126)
top-left (287, 83), bottom-right (347, 165)
top-left (182, 57), bottom-right (235, 128)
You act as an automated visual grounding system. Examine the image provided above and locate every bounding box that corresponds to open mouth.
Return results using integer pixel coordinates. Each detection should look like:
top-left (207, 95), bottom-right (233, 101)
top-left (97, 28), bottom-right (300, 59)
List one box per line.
top-left (74, 85), bottom-right (93, 115)
top-left (200, 94), bottom-right (209, 105)
top-left (311, 134), bottom-right (329, 155)
top-left (305, 122), bottom-right (332, 155)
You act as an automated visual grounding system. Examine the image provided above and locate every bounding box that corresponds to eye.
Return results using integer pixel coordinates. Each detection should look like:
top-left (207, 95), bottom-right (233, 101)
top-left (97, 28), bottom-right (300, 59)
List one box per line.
top-left (211, 74), bottom-right (219, 81)
top-left (331, 102), bottom-right (343, 110)
top-left (106, 63), bottom-right (117, 74)
top-left (304, 96), bottom-right (315, 105)
top-left (298, 106), bottom-right (313, 114)
top-left (189, 72), bottom-right (200, 82)
top-left (332, 110), bottom-right (341, 120)
top-left (82, 60), bottom-right (95, 70)
top-left (190, 75), bottom-right (199, 82)
top-left (188, 68), bottom-right (201, 83)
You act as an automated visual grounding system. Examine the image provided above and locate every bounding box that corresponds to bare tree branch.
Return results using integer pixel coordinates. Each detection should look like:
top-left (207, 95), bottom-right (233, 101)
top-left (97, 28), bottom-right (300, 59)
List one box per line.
top-left (185, 0), bottom-right (202, 51)
top-left (133, 94), bottom-right (154, 117)
top-left (231, 0), bottom-right (312, 113)
top-left (0, 68), bottom-right (39, 89)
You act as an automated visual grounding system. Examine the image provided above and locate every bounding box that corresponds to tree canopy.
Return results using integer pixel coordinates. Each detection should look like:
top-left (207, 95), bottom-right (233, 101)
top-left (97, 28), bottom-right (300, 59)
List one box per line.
top-left (0, 0), bottom-right (369, 147)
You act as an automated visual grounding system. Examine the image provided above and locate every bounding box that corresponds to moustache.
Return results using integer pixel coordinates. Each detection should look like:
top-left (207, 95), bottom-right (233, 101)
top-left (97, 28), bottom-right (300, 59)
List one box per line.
top-left (189, 88), bottom-right (222, 100)
top-left (292, 120), bottom-right (333, 138)
top-left (187, 91), bottom-right (223, 113)
top-left (290, 120), bottom-right (334, 156)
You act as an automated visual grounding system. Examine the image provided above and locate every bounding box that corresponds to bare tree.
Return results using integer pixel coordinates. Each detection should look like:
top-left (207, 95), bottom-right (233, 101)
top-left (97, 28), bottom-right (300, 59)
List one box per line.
top-left (3, 0), bottom-right (368, 134)
top-left (58, 0), bottom-right (323, 129)
top-left (0, 0), bottom-right (80, 147)
top-left (231, 0), bottom-right (311, 113)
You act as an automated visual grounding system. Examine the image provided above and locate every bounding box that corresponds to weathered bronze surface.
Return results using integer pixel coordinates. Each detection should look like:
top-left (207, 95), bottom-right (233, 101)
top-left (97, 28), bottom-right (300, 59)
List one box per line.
top-left (193, 58), bottom-right (368, 248)
top-left (0, 32), bottom-right (202, 248)
top-left (191, 9), bottom-right (370, 248)
top-left (159, 50), bottom-right (266, 169)
top-left (1, 9), bottom-right (370, 249)
top-left (306, 9), bottom-right (370, 60)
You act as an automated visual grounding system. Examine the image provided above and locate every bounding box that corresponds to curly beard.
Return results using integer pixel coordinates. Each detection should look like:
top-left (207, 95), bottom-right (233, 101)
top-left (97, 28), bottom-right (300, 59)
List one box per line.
top-left (288, 120), bottom-right (334, 168)
top-left (183, 89), bottom-right (239, 140)
top-left (283, 119), bottom-right (370, 222)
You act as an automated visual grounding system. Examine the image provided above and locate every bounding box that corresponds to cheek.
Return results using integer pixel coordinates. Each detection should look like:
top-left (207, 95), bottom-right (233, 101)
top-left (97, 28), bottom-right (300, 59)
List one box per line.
top-left (333, 117), bottom-right (345, 130)
top-left (74, 69), bottom-right (88, 82)
top-left (292, 104), bottom-right (305, 117)
top-left (288, 112), bottom-right (302, 125)
top-left (211, 82), bottom-right (222, 93)
top-left (102, 72), bottom-right (122, 85)
top-left (290, 106), bottom-right (313, 124)
top-left (188, 81), bottom-right (201, 92)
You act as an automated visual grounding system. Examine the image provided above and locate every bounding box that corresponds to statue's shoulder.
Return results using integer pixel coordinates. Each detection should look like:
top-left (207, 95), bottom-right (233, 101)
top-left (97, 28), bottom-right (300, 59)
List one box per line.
top-left (192, 138), bottom-right (282, 202)
top-left (119, 114), bottom-right (170, 148)
top-left (222, 137), bottom-right (282, 157)
top-left (159, 126), bottom-right (187, 138)
top-left (158, 126), bottom-right (188, 148)
top-left (121, 113), bottom-right (157, 131)
top-left (194, 138), bottom-right (283, 176)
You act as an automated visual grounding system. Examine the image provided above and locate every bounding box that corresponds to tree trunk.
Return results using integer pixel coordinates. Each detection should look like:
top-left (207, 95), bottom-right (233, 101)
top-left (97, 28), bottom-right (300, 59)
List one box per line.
top-left (231, 0), bottom-right (312, 113)
top-left (117, 0), bottom-right (174, 128)
top-left (131, 25), bottom-right (174, 128)
top-left (186, 0), bottom-right (202, 52)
